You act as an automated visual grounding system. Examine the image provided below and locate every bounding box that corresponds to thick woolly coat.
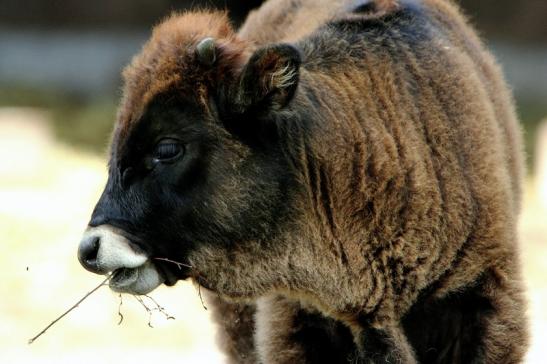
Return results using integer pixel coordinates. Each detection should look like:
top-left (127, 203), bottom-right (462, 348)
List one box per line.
top-left (114, 0), bottom-right (528, 362)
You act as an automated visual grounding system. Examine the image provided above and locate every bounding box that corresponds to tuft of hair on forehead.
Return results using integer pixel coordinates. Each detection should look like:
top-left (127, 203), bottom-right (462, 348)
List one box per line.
top-left (116, 10), bottom-right (250, 138)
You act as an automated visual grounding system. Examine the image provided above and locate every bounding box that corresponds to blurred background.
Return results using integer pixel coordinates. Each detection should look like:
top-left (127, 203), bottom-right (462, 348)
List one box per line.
top-left (1, 0), bottom-right (546, 363)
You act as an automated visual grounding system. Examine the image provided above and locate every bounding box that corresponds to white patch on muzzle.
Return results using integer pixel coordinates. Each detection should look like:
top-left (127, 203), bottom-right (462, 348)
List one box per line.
top-left (81, 225), bottom-right (164, 295)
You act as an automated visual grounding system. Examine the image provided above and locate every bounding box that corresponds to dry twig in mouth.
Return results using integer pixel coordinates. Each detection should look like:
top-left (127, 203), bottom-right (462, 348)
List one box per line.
top-left (154, 257), bottom-right (194, 270)
top-left (117, 293), bottom-right (124, 325)
top-left (154, 257), bottom-right (208, 310)
top-left (133, 295), bottom-right (175, 327)
top-left (197, 283), bottom-right (207, 310)
top-left (28, 275), bottom-right (111, 344)
top-left (144, 294), bottom-right (176, 320)
top-left (29, 274), bottom-right (177, 342)
top-left (133, 295), bottom-right (154, 328)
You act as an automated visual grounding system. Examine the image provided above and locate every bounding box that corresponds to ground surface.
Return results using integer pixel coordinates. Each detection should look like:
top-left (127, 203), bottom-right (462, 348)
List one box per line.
top-left (1, 108), bottom-right (545, 363)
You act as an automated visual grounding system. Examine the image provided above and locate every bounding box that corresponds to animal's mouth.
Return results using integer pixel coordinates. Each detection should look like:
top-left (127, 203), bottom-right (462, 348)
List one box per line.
top-left (111, 267), bottom-right (137, 287)
top-left (78, 225), bottom-right (175, 295)
top-left (108, 261), bottom-right (165, 295)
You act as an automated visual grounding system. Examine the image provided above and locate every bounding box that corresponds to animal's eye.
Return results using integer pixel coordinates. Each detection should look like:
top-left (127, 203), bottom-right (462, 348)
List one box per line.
top-left (153, 139), bottom-right (183, 162)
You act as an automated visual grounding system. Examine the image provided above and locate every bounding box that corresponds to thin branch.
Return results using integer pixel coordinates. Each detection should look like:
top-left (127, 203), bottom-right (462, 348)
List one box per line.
top-left (133, 295), bottom-right (154, 329)
top-left (132, 294), bottom-right (176, 327)
top-left (117, 293), bottom-right (124, 325)
top-left (133, 295), bottom-right (154, 328)
top-left (153, 257), bottom-right (194, 270)
top-left (143, 294), bottom-right (175, 320)
top-left (154, 257), bottom-right (208, 311)
top-left (28, 275), bottom-right (111, 344)
top-left (197, 279), bottom-right (207, 311)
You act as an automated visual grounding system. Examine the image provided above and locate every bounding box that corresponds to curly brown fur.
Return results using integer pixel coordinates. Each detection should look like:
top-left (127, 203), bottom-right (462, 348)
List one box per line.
top-left (116, 11), bottom-right (250, 144)
top-left (83, 0), bottom-right (528, 363)
top-left (211, 0), bottom-right (528, 361)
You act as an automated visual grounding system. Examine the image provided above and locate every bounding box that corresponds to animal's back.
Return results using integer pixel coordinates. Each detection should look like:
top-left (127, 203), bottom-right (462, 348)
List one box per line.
top-left (421, 0), bottom-right (523, 212)
top-left (241, 0), bottom-right (523, 207)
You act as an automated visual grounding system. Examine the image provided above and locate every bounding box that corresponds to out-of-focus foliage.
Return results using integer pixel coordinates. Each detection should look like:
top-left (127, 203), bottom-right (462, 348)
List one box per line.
top-left (459, 0), bottom-right (547, 44)
top-left (0, 0), bottom-right (262, 28)
top-left (1, 0), bottom-right (546, 44)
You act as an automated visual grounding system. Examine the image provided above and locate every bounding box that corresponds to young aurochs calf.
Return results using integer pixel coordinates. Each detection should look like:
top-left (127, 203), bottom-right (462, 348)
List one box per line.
top-left (77, 0), bottom-right (528, 362)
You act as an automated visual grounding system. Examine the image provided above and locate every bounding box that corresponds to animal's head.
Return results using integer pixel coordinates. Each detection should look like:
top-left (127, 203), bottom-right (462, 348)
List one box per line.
top-left (77, 12), bottom-right (306, 297)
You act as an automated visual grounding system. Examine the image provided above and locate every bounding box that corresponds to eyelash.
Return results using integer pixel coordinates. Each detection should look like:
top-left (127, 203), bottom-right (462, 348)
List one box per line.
top-left (153, 139), bottom-right (183, 162)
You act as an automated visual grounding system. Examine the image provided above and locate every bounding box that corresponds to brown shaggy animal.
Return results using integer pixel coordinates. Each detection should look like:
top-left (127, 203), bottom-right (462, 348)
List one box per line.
top-left (78, 0), bottom-right (528, 362)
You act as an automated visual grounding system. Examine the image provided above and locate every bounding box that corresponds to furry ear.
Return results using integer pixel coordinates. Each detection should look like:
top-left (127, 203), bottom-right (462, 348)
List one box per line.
top-left (234, 44), bottom-right (301, 113)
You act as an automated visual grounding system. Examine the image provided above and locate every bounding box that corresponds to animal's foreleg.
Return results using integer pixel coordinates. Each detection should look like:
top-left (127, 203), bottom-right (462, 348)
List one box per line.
top-left (203, 291), bottom-right (258, 364)
top-left (357, 324), bottom-right (417, 364)
top-left (476, 268), bottom-right (528, 364)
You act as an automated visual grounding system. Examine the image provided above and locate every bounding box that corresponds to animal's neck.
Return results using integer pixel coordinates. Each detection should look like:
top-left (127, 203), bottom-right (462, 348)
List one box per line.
top-left (293, 69), bottom-right (404, 226)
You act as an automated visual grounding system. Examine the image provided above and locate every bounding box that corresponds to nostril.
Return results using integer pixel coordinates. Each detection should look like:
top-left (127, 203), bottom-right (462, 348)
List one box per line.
top-left (85, 236), bottom-right (99, 262)
top-left (78, 235), bottom-right (103, 274)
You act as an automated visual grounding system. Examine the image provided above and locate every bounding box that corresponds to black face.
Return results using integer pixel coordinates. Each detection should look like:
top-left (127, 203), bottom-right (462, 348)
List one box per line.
top-left (79, 42), bottom-right (303, 295)
top-left (89, 93), bottom-right (295, 284)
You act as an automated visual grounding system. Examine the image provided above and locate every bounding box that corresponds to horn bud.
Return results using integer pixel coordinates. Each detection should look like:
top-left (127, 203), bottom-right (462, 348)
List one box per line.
top-left (196, 37), bottom-right (217, 66)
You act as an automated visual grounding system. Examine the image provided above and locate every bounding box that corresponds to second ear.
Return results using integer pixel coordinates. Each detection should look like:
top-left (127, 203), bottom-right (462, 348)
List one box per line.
top-left (236, 44), bottom-right (302, 113)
